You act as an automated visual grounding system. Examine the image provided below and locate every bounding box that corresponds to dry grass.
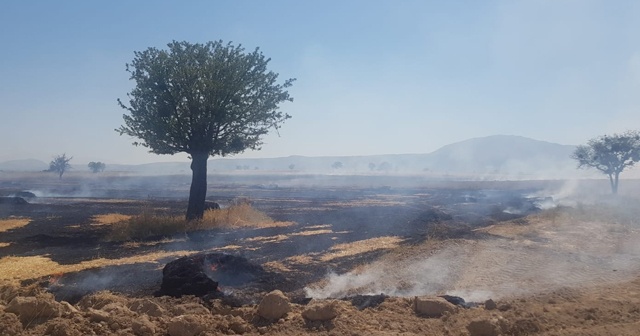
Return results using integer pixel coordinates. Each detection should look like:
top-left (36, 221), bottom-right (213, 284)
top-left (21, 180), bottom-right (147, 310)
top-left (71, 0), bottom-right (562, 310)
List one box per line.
top-left (91, 213), bottom-right (132, 226)
top-left (0, 250), bottom-right (197, 281)
top-left (0, 217), bottom-right (31, 233)
top-left (319, 236), bottom-right (404, 262)
top-left (0, 242), bottom-right (11, 248)
top-left (107, 203), bottom-right (293, 241)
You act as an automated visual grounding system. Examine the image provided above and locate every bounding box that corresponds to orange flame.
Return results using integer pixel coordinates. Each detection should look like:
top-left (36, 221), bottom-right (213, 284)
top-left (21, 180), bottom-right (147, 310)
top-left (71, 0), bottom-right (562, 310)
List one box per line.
top-left (210, 264), bottom-right (218, 272)
top-left (49, 272), bottom-right (64, 285)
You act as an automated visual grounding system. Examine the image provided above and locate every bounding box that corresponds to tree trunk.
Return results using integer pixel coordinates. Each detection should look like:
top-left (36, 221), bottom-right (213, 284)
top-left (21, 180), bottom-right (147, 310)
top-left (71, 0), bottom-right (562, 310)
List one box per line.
top-left (609, 173), bottom-right (619, 194)
top-left (186, 152), bottom-right (208, 221)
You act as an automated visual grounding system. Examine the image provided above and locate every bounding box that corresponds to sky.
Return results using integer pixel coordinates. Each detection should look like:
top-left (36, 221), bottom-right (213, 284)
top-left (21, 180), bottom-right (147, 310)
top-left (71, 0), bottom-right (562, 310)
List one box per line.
top-left (1, 0), bottom-right (639, 165)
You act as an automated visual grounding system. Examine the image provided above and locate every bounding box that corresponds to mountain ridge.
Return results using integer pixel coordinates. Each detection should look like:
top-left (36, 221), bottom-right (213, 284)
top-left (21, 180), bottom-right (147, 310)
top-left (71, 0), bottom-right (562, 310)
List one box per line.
top-left (0, 135), bottom-right (578, 177)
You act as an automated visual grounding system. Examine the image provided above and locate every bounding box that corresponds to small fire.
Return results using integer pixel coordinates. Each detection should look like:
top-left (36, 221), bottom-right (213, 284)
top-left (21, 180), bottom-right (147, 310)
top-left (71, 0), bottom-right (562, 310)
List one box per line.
top-left (209, 263), bottom-right (219, 272)
top-left (49, 272), bottom-right (64, 286)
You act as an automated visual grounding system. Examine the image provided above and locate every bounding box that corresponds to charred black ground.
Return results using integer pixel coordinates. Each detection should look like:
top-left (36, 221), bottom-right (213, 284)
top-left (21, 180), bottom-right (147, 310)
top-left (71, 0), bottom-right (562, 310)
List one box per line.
top-left (0, 174), bottom-right (556, 303)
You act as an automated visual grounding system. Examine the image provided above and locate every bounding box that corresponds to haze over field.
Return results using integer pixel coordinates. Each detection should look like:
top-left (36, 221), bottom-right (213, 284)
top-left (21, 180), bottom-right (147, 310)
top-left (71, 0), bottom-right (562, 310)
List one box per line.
top-left (1, 1), bottom-right (640, 165)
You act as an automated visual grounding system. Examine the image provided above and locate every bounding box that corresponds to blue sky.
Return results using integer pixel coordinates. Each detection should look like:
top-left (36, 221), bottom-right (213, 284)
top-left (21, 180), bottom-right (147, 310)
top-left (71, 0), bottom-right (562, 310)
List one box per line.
top-left (1, 1), bottom-right (639, 164)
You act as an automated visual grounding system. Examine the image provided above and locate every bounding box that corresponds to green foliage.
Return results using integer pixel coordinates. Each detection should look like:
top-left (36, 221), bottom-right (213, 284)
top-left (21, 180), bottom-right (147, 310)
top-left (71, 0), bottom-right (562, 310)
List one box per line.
top-left (88, 161), bottom-right (106, 173)
top-left (117, 40), bottom-right (294, 157)
top-left (572, 131), bottom-right (640, 194)
top-left (117, 40), bottom-right (295, 220)
top-left (48, 154), bottom-right (72, 179)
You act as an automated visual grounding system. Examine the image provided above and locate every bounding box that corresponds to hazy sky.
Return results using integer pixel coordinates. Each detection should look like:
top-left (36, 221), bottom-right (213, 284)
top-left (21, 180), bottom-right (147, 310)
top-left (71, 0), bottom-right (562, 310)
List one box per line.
top-left (1, 1), bottom-right (639, 165)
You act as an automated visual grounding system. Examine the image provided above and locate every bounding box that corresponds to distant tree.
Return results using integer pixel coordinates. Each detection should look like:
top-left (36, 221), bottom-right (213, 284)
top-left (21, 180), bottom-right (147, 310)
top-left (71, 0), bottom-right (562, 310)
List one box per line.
top-left (88, 161), bottom-right (106, 173)
top-left (378, 161), bottom-right (392, 172)
top-left (288, 164), bottom-right (295, 170)
top-left (117, 40), bottom-right (294, 220)
top-left (49, 154), bottom-right (72, 179)
top-left (368, 162), bottom-right (376, 171)
top-left (331, 161), bottom-right (343, 169)
top-left (572, 131), bottom-right (640, 194)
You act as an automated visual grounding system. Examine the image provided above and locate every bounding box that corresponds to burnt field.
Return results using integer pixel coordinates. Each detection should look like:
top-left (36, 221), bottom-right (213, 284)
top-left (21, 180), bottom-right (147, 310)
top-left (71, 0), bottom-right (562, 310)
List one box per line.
top-left (0, 174), bottom-right (552, 300)
top-left (2, 173), bottom-right (640, 335)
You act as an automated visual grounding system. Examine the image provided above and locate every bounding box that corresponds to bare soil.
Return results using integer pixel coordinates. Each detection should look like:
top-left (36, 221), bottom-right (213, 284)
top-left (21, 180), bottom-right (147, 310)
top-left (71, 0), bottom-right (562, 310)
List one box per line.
top-left (1, 173), bottom-right (639, 335)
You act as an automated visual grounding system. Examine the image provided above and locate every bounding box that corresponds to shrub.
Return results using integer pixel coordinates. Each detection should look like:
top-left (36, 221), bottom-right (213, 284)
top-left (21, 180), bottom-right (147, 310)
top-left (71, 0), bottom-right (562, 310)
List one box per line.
top-left (107, 202), bottom-right (289, 241)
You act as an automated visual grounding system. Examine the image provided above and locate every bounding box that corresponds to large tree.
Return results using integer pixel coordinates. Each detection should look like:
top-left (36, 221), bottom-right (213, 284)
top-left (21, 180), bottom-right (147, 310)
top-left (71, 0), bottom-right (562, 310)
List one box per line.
top-left (572, 131), bottom-right (640, 194)
top-left (117, 40), bottom-right (294, 220)
top-left (49, 154), bottom-right (72, 179)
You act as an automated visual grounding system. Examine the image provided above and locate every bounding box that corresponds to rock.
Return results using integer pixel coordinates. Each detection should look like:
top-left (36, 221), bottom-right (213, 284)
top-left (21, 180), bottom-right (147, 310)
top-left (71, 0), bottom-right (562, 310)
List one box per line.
top-left (467, 318), bottom-right (500, 336)
top-left (129, 299), bottom-right (165, 317)
top-left (132, 315), bottom-right (156, 336)
top-left (5, 296), bottom-right (62, 324)
top-left (484, 299), bottom-right (497, 310)
top-left (172, 303), bottom-right (210, 316)
top-left (167, 315), bottom-right (207, 336)
top-left (302, 300), bottom-right (339, 321)
top-left (257, 290), bottom-right (291, 320)
top-left (413, 296), bottom-right (458, 317)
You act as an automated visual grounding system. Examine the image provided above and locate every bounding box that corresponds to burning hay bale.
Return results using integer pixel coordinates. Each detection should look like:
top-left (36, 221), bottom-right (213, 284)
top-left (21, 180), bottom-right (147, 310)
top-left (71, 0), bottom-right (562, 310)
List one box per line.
top-left (156, 252), bottom-right (290, 302)
top-left (156, 254), bottom-right (219, 298)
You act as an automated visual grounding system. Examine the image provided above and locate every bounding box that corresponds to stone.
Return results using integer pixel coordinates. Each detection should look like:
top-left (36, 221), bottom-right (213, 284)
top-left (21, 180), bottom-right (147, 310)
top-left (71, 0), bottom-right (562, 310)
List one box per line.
top-left (167, 315), bottom-right (207, 336)
top-left (302, 300), bottom-right (339, 321)
top-left (256, 290), bottom-right (291, 320)
top-left (413, 296), bottom-right (458, 317)
top-left (5, 296), bottom-right (62, 324)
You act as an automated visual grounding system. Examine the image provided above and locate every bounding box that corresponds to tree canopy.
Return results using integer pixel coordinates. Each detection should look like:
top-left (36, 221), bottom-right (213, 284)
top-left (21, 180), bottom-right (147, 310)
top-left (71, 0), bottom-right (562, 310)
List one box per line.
top-left (118, 40), bottom-right (294, 220)
top-left (49, 154), bottom-right (72, 179)
top-left (88, 161), bottom-right (106, 173)
top-left (572, 131), bottom-right (640, 194)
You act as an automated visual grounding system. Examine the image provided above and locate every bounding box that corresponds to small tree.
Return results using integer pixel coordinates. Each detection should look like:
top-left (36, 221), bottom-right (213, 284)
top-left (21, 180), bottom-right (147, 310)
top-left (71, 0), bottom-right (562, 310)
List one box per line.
top-left (88, 161), bottom-right (106, 173)
top-left (572, 131), bottom-right (640, 194)
top-left (331, 161), bottom-right (343, 169)
top-left (288, 164), bottom-right (295, 170)
top-left (49, 154), bottom-right (72, 179)
top-left (368, 162), bottom-right (376, 171)
top-left (378, 161), bottom-right (392, 172)
top-left (118, 40), bottom-right (294, 220)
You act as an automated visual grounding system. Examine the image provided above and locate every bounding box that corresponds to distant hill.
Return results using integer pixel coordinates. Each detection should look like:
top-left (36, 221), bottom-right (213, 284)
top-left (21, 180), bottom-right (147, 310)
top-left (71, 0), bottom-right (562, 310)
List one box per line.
top-left (0, 159), bottom-right (48, 171)
top-left (422, 135), bottom-right (577, 177)
top-left (0, 135), bottom-right (583, 179)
